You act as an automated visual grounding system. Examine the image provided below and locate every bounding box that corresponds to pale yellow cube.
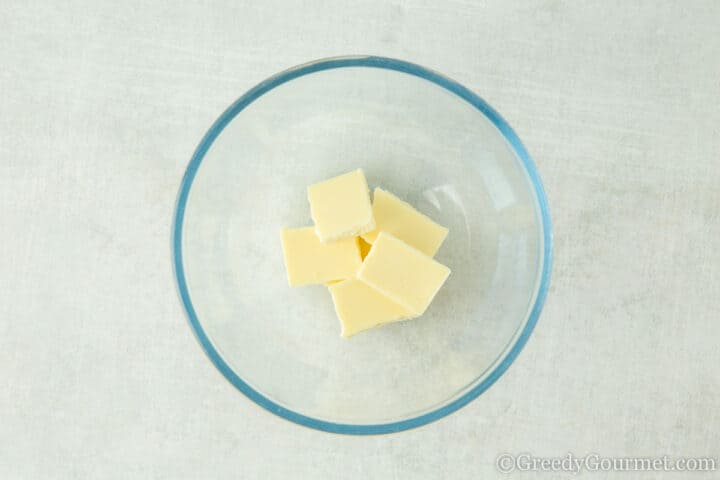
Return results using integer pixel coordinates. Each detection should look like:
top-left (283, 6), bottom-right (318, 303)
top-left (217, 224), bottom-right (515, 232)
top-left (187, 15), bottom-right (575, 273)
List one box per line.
top-left (357, 232), bottom-right (450, 315)
top-left (280, 227), bottom-right (361, 286)
top-left (329, 279), bottom-right (412, 337)
top-left (362, 188), bottom-right (448, 256)
top-left (307, 169), bottom-right (375, 243)
top-left (326, 237), bottom-right (372, 285)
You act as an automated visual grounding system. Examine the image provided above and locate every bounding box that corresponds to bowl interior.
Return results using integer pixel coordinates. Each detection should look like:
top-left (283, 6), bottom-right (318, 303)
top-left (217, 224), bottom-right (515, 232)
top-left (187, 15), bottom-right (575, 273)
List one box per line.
top-left (178, 59), bottom-right (547, 428)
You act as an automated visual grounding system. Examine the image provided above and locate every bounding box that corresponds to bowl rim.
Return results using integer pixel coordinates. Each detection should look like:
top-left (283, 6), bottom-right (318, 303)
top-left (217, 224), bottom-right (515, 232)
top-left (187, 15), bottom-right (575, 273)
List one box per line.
top-left (172, 55), bottom-right (553, 435)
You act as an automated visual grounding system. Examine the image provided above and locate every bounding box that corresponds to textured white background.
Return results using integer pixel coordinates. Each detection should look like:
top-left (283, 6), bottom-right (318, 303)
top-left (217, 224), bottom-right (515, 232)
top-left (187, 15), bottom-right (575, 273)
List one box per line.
top-left (1, 1), bottom-right (719, 478)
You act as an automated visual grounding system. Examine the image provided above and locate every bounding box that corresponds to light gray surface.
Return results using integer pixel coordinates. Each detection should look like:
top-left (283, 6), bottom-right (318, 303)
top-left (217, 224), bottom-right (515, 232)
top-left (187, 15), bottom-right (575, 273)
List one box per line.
top-left (1, 1), bottom-right (718, 478)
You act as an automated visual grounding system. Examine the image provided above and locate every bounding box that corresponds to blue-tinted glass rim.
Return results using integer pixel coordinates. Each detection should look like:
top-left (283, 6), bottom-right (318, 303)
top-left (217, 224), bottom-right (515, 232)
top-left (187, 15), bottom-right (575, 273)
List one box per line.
top-left (172, 56), bottom-right (553, 435)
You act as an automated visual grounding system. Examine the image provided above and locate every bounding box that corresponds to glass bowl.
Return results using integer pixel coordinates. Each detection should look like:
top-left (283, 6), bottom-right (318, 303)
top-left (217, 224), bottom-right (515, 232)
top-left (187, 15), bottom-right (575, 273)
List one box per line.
top-left (173, 56), bottom-right (552, 434)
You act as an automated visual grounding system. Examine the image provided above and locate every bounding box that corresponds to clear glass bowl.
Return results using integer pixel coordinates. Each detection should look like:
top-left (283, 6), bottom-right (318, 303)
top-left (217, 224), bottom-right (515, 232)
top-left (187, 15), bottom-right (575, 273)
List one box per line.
top-left (173, 56), bottom-right (552, 434)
